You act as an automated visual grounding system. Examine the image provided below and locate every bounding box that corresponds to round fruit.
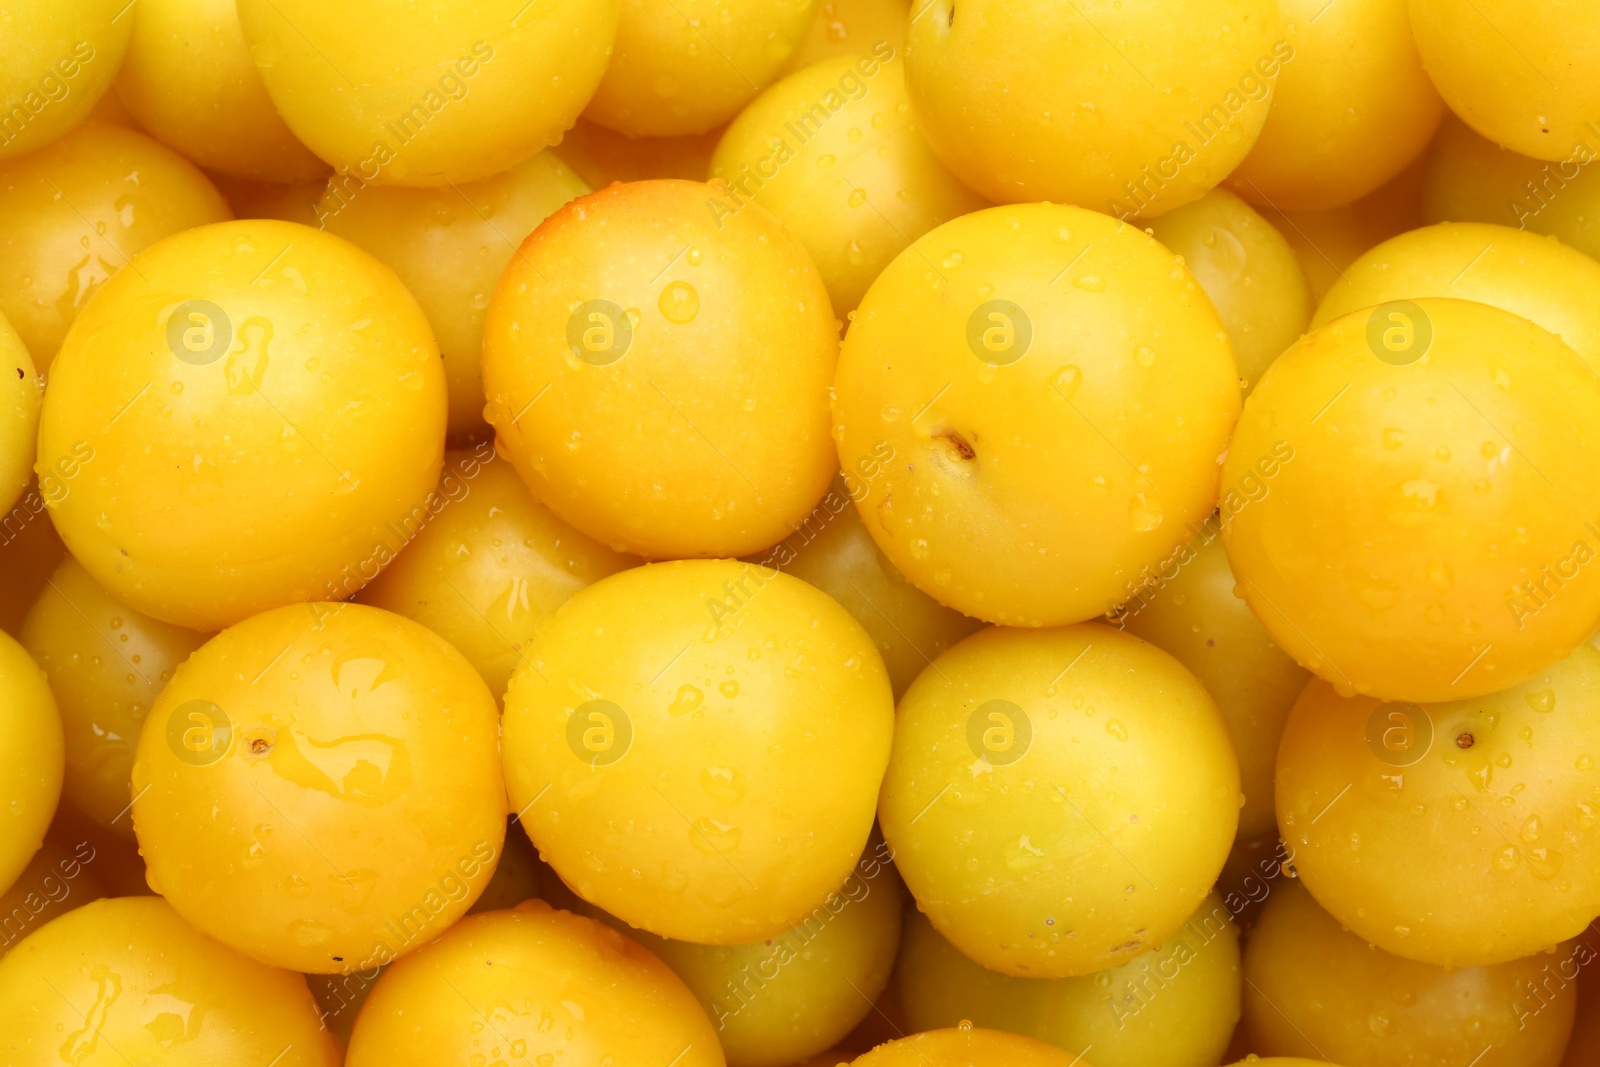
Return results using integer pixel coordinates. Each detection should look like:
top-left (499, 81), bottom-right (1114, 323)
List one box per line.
top-left (833, 203), bottom-right (1239, 626)
top-left (482, 179), bottom-right (838, 559)
top-left (904, 0), bottom-right (1281, 212)
top-left (0, 629), bottom-right (62, 895)
top-left (1242, 880), bottom-right (1576, 1067)
top-left (899, 894), bottom-right (1240, 1067)
top-left (1145, 188), bottom-right (1312, 395)
top-left (878, 624), bottom-right (1239, 978)
top-left (345, 901), bottom-right (725, 1067)
top-left (20, 556), bottom-right (207, 839)
top-left (760, 477), bottom-right (982, 698)
top-left (584, 0), bottom-right (818, 137)
top-left (1278, 643), bottom-right (1600, 966)
top-left (317, 150), bottom-right (589, 437)
top-left (130, 602), bottom-right (505, 973)
top-left (1227, 0), bottom-right (1442, 211)
top-left (1223, 297), bottom-right (1600, 701)
top-left (0, 0), bottom-right (134, 160)
top-left (0, 896), bottom-right (342, 1064)
top-left (39, 218), bottom-right (446, 631)
top-left (360, 446), bottom-right (638, 700)
top-left (501, 559), bottom-right (894, 943)
top-left (1313, 222), bottom-right (1600, 369)
top-left (710, 50), bottom-right (988, 315)
top-left (1121, 532), bottom-right (1308, 842)
top-left (1409, 0), bottom-right (1600, 162)
top-left (236, 0), bottom-right (621, 185)
top-left (0, 120), bottom-right (232, 370)
top-left (113, 0), bottom-right (328, 182)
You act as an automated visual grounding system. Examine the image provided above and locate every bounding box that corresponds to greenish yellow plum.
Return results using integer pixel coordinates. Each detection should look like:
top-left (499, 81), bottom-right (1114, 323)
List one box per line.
top-left (360, 446), bottom-right (638, 700)
top-left (346, 901), bottom-right (726, 1067)
top-left (0, 0), bottom-right (134, 160)
top-left (755, 476), bottom-right (980, 698)
top-left (318, 151), bottom-right (589, 437)
top-left (1422, 113), bottom-right (1600, 261)
top-left (0, 896), bottom-right (342, 1064)
top-left (905, 0), bottom-right (1282, 213)
top-left (237, 0), bottom-right (621, 186)
top-left (39, 218), bottom-right (446, 631)
top-left (585, 0), bottom-right (819, 137)
top-left (114, 0), bottom-right (329, 182)
top-left (1278, 645), bottom-right (1600, 966)
top-left (501, 560), bottom-right (894, 944)
top-left (1120, 532), bottom-right (1308, 842)
top-left (711, 50), bottom-right (987, 315)
top-left (130, 602), bottom-right (505, 973)
top-left (1146, 188), bottom-right (1312, 394)
top-left (20, 556), bottom-right (208, 840)
top-left (0, 837), bottom-right (104, 958)
top-left (899, 894), bottom-right (1240, 1067)
top-left (1223, 298), bottom-right (1600, 702)
top-left (586, 844), bottom-right (902, 1067)
top-left (0, 314), bottom-right (38, 514)
top-left (0, 629), bottom-right (61, 896)
top-left (552, 118), bottom-right (722, 188)
top-left (879, 624), bottom-right (1240, 978)
top-left (0, 121), bottom-right (232, 371)
top-left (782, 0), bottom-right (908, 75)
top-left (1313, 222), bottom-right (1600, 369)
top-left (1227, 0), bottom-right (1442, 211)
top-left (482, 180), bottom-right (839, 560)
top-left (1409, 0), bottom-right (1600, 162)
top-left (1257, 155), bottom-right (1427, 300)
top-left (1242, 880), bottom-right (1575, 1067)
top-left (833, 203), bottom-right (1240, 626)
top-left (849, 1028), bottom-right (1089, 1067)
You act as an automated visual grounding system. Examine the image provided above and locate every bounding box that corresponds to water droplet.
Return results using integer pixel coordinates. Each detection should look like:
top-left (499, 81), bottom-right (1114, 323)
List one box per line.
top-left (1129, 493), bottom-right (1163, 532)
top-left (1072, 275), bottom-right (1106, 292)
top-left (659, 281), bottom-right (699, 324)
top-left (1051, 365), bottom-right (1082, 399)
top-left (668, 684), bottom-right (703, 716)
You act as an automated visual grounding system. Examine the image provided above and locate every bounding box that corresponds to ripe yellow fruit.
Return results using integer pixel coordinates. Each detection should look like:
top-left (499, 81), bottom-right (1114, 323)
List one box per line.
top-left (0, 0), bottom-right (134, 160)
top-left (501, 560), bottom-right (894, 943)
top-left (1223, 298), bottom-right (1600, 701)
top-left (0, 315), bottom-right (38, 515)
top-left (20, 556), bottom-right (207, 839)
top-left (833, 203), bottom-right (1239, 626)
top-left (905, 0), bottom-right (1282, 213)
top-left (848, 1028), bottom-right (1091, 1067)
top-left (1242, 880), bottom-right (1576, 1067)
top-left (346, 901), bottom-right (726, 1067)
top-left (131, 602), bottom-right (505, 973)
top-left (0, 629), bottom-right (62, 896)
top-left (899, 895), bottom-right (1241, 1067)
top-left (1278, 644), bottom-right (1600, 967)
top-left (879, 624), bottom-right (1239, 978)
top-left (360, 447), bottom-right (638, 700)
top-left (1313, 222), bottom-right (1600, 369)
top-left (113, 0), bottom-right (328, 182)
top-left (585, 0), bottom-right (819, 137)
top-left (710, 49), bottom-right (988, 315)
top-left (483, 180), bottom-right (839, 559)
top-left (236, 0), bottom-right (621, 185)
top-left (757, 478), bottom-right (981, 698)
top-left (1409, 0), bottom-right (1600, 162)
top-left (317, 150), bottom-right (589, 437)
top-left (1422, 112), bottom-right (1600, 262)
top-left (0, 121), bottom-right (232, 370)
top-left (0, 896), bottom-right (342, 1065)
top-left (1145, 188), bottom-right (1312, 395)
top-left (1120, 532), bottom-right (1308, 842)
top-left (1227, 0), bottom-right (1443, 211)
top-left (39, 218), bottom-right (446, 631)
